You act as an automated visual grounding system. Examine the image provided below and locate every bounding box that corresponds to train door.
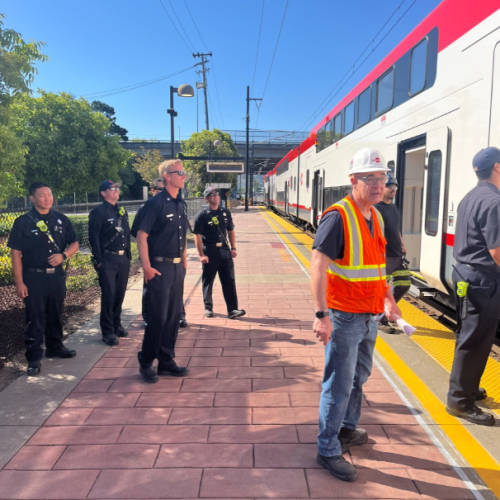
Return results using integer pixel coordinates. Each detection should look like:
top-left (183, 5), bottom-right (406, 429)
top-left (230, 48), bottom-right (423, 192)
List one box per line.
top-left (284, 181), bottom-right (288, 214)
top-left (489, 41), bottom-right (500, 146)
top-left (420, 127), bottom-right (450, 292)
top-left (312, 169), bottom-right (325, 228)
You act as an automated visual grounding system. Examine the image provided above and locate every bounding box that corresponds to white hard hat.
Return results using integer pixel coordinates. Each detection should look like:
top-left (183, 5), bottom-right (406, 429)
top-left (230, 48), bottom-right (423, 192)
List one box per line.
top-left (349, 147), bottom-right (390, 174)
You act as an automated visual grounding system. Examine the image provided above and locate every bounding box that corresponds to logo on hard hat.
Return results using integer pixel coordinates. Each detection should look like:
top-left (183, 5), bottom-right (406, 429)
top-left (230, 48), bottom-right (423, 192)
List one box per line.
top-left (374, 158), bottom-right (380, 163)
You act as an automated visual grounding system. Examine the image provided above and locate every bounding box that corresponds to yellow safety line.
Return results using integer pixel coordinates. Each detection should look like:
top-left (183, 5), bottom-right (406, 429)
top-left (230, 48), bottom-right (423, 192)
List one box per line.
top-left (260, 208), bottom-right (500, 496)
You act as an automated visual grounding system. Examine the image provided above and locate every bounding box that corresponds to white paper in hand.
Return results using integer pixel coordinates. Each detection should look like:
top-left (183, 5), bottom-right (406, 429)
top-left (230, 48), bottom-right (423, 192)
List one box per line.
top-left (392, 314), bottom-right (416, 337)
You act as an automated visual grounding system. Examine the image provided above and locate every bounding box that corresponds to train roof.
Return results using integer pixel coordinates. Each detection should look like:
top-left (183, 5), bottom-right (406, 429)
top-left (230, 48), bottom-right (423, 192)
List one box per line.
top-left (266, 0), bottom-right (499, 179)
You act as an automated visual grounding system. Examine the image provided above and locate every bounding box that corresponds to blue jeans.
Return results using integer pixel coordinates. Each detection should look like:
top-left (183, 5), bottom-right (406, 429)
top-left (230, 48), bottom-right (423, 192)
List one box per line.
top-left (317, 309), bottom-right (378, 457)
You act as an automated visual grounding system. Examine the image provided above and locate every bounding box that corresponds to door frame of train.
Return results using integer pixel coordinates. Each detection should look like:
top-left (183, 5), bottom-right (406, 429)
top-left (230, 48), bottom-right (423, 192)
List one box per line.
top-left (284, 181), bottom-right (289, 215)
top-left (312, 168), bottom-right (325, 228)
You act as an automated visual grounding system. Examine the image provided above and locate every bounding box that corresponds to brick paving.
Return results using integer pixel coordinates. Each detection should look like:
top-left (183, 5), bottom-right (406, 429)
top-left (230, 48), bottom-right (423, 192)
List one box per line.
top-left (0, 208), bottom-right (476, 499)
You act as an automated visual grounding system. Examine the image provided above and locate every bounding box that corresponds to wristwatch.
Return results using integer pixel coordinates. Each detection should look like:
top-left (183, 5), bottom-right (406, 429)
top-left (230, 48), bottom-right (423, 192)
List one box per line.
top-left (315, 311), bottom-right (329, 319)
top-left (231, 247), bottom-right (236, 251)
top-left (62, 252), bottom-right (67, 261)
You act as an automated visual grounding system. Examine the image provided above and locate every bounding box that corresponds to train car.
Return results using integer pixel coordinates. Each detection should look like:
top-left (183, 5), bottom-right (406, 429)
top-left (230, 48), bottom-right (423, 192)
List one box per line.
top-left (264, 0), bottom-right (500, 308)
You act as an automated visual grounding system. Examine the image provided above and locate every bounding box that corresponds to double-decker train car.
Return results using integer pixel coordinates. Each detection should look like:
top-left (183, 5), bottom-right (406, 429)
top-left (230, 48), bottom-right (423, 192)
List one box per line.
top-left (265, 0), bottom-right (500, 308)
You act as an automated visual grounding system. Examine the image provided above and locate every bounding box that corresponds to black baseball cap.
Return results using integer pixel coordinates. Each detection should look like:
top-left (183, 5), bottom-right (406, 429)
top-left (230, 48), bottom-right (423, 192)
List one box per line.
top-left (204, 186), bottom-right (218, 198)
top-left (99, 180), bottom-right (122, 193)
top-left (472, 147), bottom-right (500, 172)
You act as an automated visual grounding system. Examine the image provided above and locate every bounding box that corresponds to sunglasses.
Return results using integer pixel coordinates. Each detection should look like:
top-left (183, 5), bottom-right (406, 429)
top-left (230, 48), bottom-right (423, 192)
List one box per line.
top-left (167, 170), bottom-right (187, 177)
top-left (207, 192), bottom-right (219, 198)
top-left (108, 187), bottom-right (119, 191)
top-left (354, 175), bottom-right (388, 186)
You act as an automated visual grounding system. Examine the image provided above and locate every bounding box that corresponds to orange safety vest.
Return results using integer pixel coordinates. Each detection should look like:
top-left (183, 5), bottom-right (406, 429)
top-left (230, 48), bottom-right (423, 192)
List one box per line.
top-left (323, 194), bottom-right (388, 314)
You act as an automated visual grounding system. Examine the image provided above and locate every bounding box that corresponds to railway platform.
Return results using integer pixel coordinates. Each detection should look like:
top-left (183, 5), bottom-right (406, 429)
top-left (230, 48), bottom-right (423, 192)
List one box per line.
top-left (0, 207), bottom-right (499, 499)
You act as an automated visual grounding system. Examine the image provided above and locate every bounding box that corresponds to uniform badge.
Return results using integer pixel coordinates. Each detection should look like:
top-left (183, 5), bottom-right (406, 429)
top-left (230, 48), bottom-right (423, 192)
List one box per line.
top-left (57, 219), bottom-right (62, 224)
top-left (167, 213), bottom-right (174, 218)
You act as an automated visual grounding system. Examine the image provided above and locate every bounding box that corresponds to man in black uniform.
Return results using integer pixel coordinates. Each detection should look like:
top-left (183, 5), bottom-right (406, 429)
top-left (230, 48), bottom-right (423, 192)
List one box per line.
top-left (89, 180), bottom-right (131, 346)
top-left (375, 173), bottom-right (411, 333)
top-left (446, 147), bottom-right (500, 426)
top-left (135, 159), bottom-right (189, 383)
top-left (193, 187), bottom-right (245, 319)
top-left (8, 182), bottom-right (79, 376)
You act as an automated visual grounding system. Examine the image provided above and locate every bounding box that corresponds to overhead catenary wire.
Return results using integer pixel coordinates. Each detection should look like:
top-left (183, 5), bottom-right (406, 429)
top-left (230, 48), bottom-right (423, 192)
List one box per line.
top-left (251, 0), bottom-right (266, 92)
top-left (158, 0), bottom-right (193, 54)
top-left (183, 0), bottom-right (210, 51)
top-left (255, 0), bottom-right (289, 128)
top-left (81, 64), bottom-right (197, 99)
top-left (165, 0), bottom-right (197, 52)
top-left (298, 0), bottom-right (417, 133)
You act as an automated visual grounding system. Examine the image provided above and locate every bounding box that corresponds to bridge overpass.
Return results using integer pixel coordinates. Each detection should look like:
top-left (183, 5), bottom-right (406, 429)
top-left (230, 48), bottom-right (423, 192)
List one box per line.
top-left (120, 130), bottom-right (308, 174)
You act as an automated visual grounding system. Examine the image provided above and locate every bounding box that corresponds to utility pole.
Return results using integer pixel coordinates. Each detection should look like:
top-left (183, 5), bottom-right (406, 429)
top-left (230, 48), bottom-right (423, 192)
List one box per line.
top-left (193, 52), bottom-right (211, 130)
top-left (245, 86), bottom-right (262, 212)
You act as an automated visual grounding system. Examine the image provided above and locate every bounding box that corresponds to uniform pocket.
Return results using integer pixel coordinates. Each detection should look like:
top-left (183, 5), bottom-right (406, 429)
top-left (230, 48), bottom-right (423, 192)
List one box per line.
top-left (332, 309), bottom-right (355, 322)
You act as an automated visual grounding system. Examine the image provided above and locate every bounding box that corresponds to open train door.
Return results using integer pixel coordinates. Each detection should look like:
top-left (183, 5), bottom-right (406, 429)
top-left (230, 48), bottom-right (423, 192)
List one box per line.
top-left (420, 126), bottom-right (450, 292)
top-left (312, 169), bottom-right (325, 228)
top-left (284, 181), bottom-right (289, 214)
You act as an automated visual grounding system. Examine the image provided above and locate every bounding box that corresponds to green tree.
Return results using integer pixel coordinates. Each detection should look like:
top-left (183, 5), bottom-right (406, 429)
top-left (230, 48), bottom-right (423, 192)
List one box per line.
top-left (0, 13), bottom-right (48, 203)
top-left (132, 147), bottom-right (164, 186)
top-left (12, 91), bottom-right (131, 199)
top-left (91, 100), bottom-right (129, 141)
top-left (181, 129), bottom-right (239, 196)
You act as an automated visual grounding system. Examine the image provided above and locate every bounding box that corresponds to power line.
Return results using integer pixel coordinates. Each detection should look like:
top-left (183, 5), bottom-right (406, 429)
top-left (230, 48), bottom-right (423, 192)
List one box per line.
top-left (207, 89), bottom-right (220, 129)
top-left (298, 0), bottom-right (417, 133)
top-left (81, 64), bottom-right (197, 99)
top-left (255, 0), bottom-right (289, 128)
top-left (158, 0), bottom-right (192, 54)
top-left (165, 0), bottom-right (197, 52)
top-left (209, 58), bottom-right (225, 128)
top-left (183, 0), bottom-right (209, 51)
top-left (251, 0), bottom-right (266, 92)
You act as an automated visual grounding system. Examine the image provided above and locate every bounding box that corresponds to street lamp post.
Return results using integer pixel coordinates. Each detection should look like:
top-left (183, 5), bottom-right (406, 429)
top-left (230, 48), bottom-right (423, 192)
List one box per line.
top-left (168, 84), bottom-right (195, 159)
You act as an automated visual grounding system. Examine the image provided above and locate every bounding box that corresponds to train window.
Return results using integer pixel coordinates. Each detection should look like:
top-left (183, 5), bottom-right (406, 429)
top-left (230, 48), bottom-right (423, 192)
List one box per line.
top-left (344, 101), bottom-right (355, 135)
top-left (358, 87), bottom-right (371, 127)
top-left (410, 38), bottom-right (428, 96)
top-left (316, 126), bottom-right (326, 152)
top-left (306, 170), bottom-right (310, 188)
top-left (333, 113), bottom-right (343, 141)
top-left (376, 68), bottom-right (394, 115)
top-left (425, 150), bottom-right (442, 236)
top-left (325, 120), bottom-right (333, 145)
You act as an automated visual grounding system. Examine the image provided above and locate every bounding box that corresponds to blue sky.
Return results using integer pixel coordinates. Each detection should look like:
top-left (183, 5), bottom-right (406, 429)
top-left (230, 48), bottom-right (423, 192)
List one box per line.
top-left (4, 0), bottom-right (441, 141)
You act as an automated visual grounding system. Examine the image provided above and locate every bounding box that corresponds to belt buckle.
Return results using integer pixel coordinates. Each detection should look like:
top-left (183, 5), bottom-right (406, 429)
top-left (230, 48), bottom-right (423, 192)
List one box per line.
top-left (172, 257), bottom-right (181, 264)
top-left (118, 250), bottom-right (125, 255)
top-left (46, 268), bottom-right (55, 274)
top-left (216, 243), bottom-right (222, 247)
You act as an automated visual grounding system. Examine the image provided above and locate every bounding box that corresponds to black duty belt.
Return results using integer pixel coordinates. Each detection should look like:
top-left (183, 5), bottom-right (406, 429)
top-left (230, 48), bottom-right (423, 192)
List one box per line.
top-left (152, 256), bottom-right (182, 264)
top-left (26, 267), bottom-right (62, 274)
top-left (461, 263), bottom-right (500, 275)
top-left (104, 249), bottom-right (126, 255)
top-left (205, 242), bottom-right (224, 247)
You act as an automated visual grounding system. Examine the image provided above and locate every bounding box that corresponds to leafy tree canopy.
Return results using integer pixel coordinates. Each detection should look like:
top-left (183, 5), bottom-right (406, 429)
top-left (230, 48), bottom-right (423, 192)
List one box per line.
top-left (132, 147), bottom-right (164, 186)
top-left (12, 91), bottom-right (132, 199)
top-left (91, 100), bottom-right (129, 141)
top-left (181, 129), bottom-right (239, 196)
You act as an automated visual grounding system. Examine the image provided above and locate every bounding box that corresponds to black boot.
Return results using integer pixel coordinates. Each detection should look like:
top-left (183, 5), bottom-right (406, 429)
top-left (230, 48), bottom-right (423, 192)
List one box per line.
top-left (138, 352), bottom-right (158, 384)
top-left (27, 362), bottom-right (41, 377)
top-left (158, 361), bottom-right (189, 377)
top-left (102, 334), bottom-right (119, 346)
top-left (316, 454), bottom-right (358, 482)
top-left (45, 346), bottom-right (77, 358)
top-left (339, 427), bottom-right (368, 446)
top-left (115, 327), bottom-right (129, 338)
top-left (446, 404), bottom-right (495, 426)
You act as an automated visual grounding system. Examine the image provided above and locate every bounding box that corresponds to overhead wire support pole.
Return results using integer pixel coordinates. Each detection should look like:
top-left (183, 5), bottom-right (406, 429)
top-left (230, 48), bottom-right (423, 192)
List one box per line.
top-left (193, 52), bottom-right (212, 130)
top-left (245, 85), bottom-right (262, 212)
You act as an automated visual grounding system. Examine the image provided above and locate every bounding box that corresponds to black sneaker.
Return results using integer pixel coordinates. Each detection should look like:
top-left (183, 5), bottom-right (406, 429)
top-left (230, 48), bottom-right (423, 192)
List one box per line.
top-left (158, 363), bottom-right (190, 377)
top-left (115, 327), bottom-right (129, 338)
top-left (27, 362), bottom-right (41, 377)
top-left (339, 427), bottom-right (369, 446)
top-left (446, 404), bottom-right (495, 426)
top-left (139, 365), bottom-right (159, 384)
top-left (228, 309), bottom-right (246, 319)
top-left (205, 310), bottom-right (214, 318)
top-left (316, 454), bottom-right (358, 482)
top-left (102, 334), bottom-right (119, 346)
top-left (474, 388), bottom-right (487, 401)
top-left (179, 319), bottom-right (188, 328)
top-left (45, 347), bottom-right (77, 358)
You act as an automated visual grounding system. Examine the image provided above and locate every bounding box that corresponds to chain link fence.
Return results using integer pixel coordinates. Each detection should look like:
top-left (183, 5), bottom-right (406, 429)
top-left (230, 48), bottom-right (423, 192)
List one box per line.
top-left (0, 198), bottom-right (204, 366)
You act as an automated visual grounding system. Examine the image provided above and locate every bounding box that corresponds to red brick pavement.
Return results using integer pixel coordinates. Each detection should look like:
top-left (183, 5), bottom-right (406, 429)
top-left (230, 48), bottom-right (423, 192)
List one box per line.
top-left (0, 209), bottom-right (475, 499)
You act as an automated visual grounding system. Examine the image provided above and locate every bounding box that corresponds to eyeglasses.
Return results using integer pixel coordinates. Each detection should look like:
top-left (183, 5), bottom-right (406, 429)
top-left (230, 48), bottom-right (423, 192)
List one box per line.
top-left (151, 187), bottom-right (162, 192)
top-left (386, 184), bottom-right (398, 190)
top-left (207, 192), bottom-right (219, 198)
top-left (355, 175), bottom-right (388, 186)
top-left (167, 170), bottom-right (187, 177)
top-left (108, 187), bottom-right (119, 191)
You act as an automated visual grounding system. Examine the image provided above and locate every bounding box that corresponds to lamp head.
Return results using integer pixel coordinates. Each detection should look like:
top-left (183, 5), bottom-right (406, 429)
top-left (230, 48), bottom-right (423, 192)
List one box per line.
top-left (177, 84), bottom-right (195, 97)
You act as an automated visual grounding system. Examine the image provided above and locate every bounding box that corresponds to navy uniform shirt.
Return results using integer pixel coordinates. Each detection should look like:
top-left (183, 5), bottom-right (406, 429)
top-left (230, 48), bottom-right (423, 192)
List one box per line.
top-left (374, 201), bottom-right (403, 258)
top-left (193, 206), bottom-right (234, 246)
top-left (134, 189), bottom-right (188, 258)
top-left (88, 201), bottom-right (131, 265)
top-left (7, 208), bottom-right (77, 269)
top-left (454, 181), bottom-right (500, 273)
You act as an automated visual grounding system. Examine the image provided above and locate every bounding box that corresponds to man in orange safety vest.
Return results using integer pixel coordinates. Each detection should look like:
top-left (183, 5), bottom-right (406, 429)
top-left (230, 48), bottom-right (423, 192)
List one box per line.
top-left (310, 147), bottom-right (402, 482)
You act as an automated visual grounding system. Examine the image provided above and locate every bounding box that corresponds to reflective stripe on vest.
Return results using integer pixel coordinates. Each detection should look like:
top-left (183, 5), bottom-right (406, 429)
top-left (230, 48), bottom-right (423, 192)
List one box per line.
top-left (327, 199), bottom-right (385, 281)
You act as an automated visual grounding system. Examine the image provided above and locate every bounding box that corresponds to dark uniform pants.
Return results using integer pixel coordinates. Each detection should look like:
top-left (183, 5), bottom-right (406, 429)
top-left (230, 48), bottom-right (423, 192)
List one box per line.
top-left (142, 285), bottom-right (185, 324)
top-left (202, 246), bottom-right (238, 314)
top-left (448, 263), bottom-right (500, 410)
top-left (386, 256), bottom-right (411, 303)
top-left (23, 270), bottom-right (66, 363)
top-left (98, 254), bottom-right (130, 337)
top-left (139, 262), bottom-right (185, 367)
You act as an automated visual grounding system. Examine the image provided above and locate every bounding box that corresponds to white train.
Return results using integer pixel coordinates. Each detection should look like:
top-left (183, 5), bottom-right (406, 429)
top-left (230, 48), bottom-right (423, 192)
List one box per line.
top-left (264, 0), bottom-right (500, 309)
